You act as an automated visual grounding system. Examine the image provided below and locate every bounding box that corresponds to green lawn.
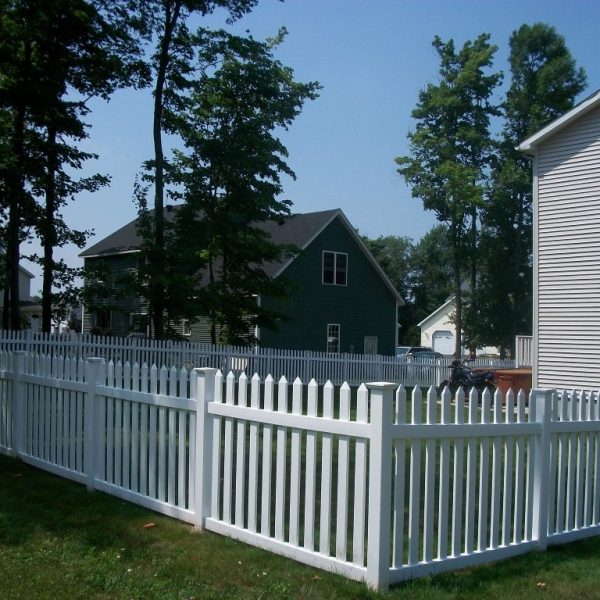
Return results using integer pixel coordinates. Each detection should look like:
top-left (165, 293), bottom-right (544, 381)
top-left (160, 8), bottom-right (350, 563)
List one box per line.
top-left (2, 453), bottom-right (600, 599)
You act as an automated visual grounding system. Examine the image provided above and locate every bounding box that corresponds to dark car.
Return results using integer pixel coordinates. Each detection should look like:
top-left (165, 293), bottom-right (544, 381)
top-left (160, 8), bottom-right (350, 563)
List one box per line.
top-left (396, 346), bottom-right (444, 360)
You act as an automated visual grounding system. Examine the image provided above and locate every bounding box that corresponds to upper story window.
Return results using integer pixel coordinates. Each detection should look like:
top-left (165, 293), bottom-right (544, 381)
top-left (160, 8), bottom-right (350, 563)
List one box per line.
top-left (322, 251), bottom-right (348, 286)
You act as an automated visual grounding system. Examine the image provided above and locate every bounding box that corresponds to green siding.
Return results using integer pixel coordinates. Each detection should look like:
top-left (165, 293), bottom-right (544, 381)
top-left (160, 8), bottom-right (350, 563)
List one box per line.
top-left (82, 216), bottom-right (398, 353)
top-left (259, 217), bottom-right (397, 355)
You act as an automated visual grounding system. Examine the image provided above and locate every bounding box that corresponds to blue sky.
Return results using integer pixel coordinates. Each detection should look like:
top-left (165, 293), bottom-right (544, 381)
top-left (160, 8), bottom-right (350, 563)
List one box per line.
top-left (25, 0), bottom-right (600, 290)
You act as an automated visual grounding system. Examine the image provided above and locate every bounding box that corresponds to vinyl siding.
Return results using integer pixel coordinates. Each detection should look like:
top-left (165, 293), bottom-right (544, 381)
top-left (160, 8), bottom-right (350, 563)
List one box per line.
top-left (536, 105), bottom-right (600, 389)
top-left (259, 217), bottom-right (397, 355)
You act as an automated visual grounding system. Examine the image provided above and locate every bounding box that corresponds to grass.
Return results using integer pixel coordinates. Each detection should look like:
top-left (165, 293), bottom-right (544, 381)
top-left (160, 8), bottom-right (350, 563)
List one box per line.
top-left (3, 456), bottom-right (600, 599)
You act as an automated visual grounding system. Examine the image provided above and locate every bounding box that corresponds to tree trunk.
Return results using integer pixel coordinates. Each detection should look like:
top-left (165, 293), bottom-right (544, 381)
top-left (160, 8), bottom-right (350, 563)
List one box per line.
top-left (469, 206), bottom-right (477, 358)
top-left (42, 126), bottom-right (57, 333)
top-left (6, 90), bottom-right (28, 331)
top-left (151, 0), bottom-right (182, 339)
top-left (452, 225), bottom-right (462, 358)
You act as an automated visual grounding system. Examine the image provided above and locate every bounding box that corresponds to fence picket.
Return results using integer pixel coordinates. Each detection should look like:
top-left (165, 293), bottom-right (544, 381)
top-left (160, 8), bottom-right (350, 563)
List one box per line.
top-left (304, 379), bottom-right (318, 551)
top-left (289, 377), bottom-right (302, 546)
top-left (423, 387), bottom-right (436, 562)
top-left (392, 385), bottom-right (406, 567)
top-left (247, 374), bottom-right (261, 532)
top-left (10, 345), bottom-right (600, 591)
top-left (408, 387), bottom-right (422, 565)
top-left (336, 382), bottom-right (351, 561)
top-left (234, 373), bottom-right (248, 529)
top-left (260, 375), bottom-right (274, 536)
top-left (319, 381), bottom-right (335, 555)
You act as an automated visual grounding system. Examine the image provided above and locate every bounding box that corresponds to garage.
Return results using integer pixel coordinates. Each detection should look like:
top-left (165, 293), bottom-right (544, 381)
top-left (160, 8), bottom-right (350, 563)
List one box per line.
top-left (432, 330), bottom-right (454, 355)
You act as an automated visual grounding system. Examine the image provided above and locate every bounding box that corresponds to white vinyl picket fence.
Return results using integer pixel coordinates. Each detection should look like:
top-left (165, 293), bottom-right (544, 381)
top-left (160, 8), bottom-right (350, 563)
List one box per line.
top-left (0, 330), bottom-right (514, 388)
top-left (1, 350), bottom-right (598, 590)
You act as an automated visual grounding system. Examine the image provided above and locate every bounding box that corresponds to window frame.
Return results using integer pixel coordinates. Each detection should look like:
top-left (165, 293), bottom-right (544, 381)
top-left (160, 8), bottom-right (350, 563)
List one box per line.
top-left (326, 323), bottom-right (341, 353)
top-left (182, 318), bottom-right (192, 337)
top-left (92, 309), bottom-right (112, 331)
top-left (322, 251), bottom-right (348, 286)
top-left (129, 312), bottom-right (148, 335)
top-left (364, 336), bottom-right (378, 355)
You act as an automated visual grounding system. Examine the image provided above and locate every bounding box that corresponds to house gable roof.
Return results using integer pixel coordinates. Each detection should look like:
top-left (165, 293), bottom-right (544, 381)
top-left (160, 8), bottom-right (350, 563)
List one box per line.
top-left (518, 89), bottom-right (600, 154)
top-left (417, 295), bottom-right (455, 328)
top-left (80, 207), bottom-right (403, 303)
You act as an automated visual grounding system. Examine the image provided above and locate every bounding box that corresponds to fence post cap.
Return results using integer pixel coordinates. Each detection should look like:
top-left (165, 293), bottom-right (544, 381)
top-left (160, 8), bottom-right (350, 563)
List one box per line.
top-left (366, 381), bottom-right (397, 390)
top-left (194, 367), bottom-right (218, 377)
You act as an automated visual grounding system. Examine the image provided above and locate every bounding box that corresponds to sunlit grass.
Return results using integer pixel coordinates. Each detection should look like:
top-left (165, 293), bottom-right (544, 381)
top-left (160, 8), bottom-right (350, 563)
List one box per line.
top-left (2, 453), bottom-right (600, 600)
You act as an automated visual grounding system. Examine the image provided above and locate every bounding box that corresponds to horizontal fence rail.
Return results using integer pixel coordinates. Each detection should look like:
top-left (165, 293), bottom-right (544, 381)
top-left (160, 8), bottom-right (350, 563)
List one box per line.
top-left (0, 330), bottom-right (515, 387)
top-left (1, 350), bottom-right (598, 590)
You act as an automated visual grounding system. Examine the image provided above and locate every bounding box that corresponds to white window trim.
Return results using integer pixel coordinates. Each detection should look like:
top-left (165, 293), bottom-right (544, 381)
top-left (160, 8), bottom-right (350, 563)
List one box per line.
top-left (364, 336), bottom-right (378, 355)
top-left (327, 323), bottom-right (341, 353)
top-left (182, 318), bottom-right (192, 337)
top-left (322, 251), bottom-right (348, 286)
top-left (129, 312), bottom-right (148, 334)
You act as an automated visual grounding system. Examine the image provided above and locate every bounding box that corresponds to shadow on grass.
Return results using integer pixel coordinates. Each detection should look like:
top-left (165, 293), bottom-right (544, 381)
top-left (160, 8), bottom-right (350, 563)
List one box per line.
top-left (0, 454), bottom-right (153, 550)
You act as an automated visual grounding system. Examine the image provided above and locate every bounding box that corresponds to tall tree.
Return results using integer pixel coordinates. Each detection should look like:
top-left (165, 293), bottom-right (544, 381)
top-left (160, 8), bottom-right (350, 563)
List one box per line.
top-left (0, 0), bottom-right (145, 330)
top-left (474, 23), bottom-right (586, 355)
top-left (396, 34), bottom-right (501, 356)
top-left (159, 29), bottom-right (319, 344)
top-left (136, 0), bottom-right (258, 339)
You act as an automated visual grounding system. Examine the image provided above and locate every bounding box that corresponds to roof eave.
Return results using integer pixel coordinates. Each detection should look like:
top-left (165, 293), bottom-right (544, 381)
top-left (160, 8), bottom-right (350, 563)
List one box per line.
top-left (518, 89), bottom-right (600, 154)
top-left (417, 296), bottom-right (455, 327)
top-left (80, 249), bottom-right (141, 259)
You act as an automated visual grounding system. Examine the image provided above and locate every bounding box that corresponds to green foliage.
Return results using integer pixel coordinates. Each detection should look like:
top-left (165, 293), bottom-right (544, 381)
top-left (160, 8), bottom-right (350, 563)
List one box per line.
top-left (470, 23), bottom-right (587, 355)
top-left (162, 29), bottom-right (319, 344)
top-left (396, 34), bottom-right (501, 355)
top-left (363, 226), bottom-right (453, 346)
top-left (0, 0), bottom-right (147, 330)
top-left (133, 0), bottom-right (260, 339)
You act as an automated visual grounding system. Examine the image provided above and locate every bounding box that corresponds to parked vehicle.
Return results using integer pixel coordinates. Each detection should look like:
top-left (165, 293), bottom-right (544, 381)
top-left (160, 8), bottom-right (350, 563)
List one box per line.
top-left (395, 346), bottom-right (412, 357)
top-left (440, 359), bottom-right (496, 392)
top-left (396, 346), bottom-right (443, 360)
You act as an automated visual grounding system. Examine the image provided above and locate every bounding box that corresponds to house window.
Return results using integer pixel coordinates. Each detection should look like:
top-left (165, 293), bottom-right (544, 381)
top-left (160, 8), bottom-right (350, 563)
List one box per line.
top-left (129, 313), bottom-right (148, 335)
top-left (364, 336), bottom-right (378, 355)
top-left (327, 323), bottom-right (340, 353)
top-left (182, 319), bottom-right (191, 337)
top-left (91, 309), bottom-right (112, 332)
top-left (322, 251), bottom-right (347, 286)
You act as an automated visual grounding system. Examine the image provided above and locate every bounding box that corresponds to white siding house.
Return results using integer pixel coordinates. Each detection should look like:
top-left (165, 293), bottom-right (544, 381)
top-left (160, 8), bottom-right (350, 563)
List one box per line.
top-left (519, 90), bottom-right (600, 389)
top-left (418, 296), bottom-right (499, 357)
top-left (418, 297), bottom-right (455, 355)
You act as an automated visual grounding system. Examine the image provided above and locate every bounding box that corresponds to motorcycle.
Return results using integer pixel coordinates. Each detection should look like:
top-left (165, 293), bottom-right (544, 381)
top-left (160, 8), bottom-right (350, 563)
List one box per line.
top-left (440, 359), bottom-right (496, 393)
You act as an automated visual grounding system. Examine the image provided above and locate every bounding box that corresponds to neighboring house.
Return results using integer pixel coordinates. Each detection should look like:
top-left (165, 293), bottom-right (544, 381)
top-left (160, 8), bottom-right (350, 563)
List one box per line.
top-left (418, 296), bottom-right (499, 357)
top-left (80, 208), bottom-right (403, 355)
top-left (0, 263), bottom-right (42, 332)
top-left (518, 89), bottom-right (600, 389)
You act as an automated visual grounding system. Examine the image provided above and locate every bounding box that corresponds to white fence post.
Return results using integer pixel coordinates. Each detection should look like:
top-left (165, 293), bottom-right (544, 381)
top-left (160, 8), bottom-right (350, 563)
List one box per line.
top-left (531, 388), bottom-right (554, 550)
top-left (366, 381), bottom-right (396, 591)
top-left (194, 367), bottom-right (218, 530)
top-left (12, 351), bottom-right (27, 457)
top-left (84, 357), bottom-right (104, 491)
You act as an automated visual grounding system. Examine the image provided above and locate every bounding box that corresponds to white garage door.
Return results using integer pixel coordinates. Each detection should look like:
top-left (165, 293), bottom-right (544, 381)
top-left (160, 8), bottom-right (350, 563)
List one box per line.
top-left (432, 330), bottom-right (454, 355)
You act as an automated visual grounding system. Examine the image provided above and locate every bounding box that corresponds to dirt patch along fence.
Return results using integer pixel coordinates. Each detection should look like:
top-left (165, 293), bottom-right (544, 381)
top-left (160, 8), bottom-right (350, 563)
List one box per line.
top-left (0, 350), bottom-right (598, 590)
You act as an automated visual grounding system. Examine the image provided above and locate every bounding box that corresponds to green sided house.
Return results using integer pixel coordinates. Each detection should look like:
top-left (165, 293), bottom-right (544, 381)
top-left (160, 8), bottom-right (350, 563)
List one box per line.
top-left (80, 208), bottom-right (402, 355)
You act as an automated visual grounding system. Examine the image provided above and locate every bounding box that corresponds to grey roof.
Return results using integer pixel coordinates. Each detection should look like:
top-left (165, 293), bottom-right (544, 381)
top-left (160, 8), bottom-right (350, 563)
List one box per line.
top-left (80, 207), bottom-right (338, 260)
top-left (80, 207), bottom-right (402, 302)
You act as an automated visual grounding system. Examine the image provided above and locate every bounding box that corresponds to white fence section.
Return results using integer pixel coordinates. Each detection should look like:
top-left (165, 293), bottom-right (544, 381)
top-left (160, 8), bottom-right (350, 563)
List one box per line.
top-left (2, 350), bottom-right (599, 590)
top-left (0, 330), bottom-right (514, 387)
top-left (515, 335), bottom-right (533, 368)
